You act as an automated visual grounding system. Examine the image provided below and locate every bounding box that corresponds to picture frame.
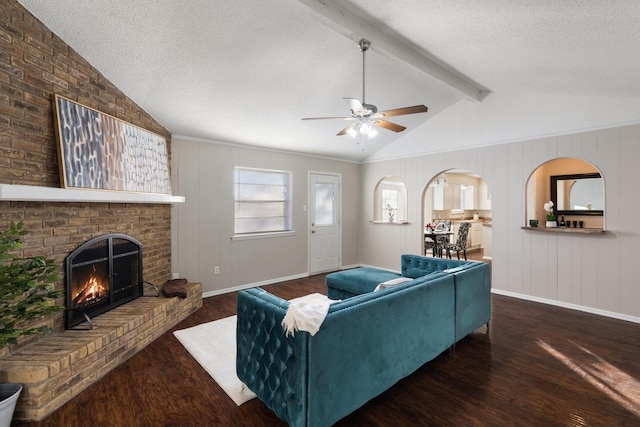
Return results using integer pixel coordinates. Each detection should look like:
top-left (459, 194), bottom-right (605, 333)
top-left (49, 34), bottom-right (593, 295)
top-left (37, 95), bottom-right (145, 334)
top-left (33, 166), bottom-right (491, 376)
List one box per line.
top-left (52, 94), bottom-right (171, 194)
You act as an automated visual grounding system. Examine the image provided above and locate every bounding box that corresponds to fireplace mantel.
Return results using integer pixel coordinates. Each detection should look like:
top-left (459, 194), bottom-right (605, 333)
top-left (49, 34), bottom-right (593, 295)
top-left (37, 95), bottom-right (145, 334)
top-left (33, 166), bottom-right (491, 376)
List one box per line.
top-left (0, 184), bottom-right (185, 204)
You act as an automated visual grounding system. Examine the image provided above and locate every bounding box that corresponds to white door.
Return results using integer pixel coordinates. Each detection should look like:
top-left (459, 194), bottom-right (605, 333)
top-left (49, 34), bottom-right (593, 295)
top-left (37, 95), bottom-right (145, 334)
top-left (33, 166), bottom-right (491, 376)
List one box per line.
top-left (309, 172), bottom-right (341, 274)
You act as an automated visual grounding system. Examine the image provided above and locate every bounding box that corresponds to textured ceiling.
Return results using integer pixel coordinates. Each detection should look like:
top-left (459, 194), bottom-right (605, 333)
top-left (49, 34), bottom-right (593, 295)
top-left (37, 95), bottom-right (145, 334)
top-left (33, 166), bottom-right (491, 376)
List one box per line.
top-left (18, 0), bottom-right (640, 162)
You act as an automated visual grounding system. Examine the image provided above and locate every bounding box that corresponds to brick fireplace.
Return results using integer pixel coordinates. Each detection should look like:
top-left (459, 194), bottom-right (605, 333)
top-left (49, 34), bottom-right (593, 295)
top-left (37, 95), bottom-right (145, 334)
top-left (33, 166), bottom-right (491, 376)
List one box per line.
top-left (0, 0), bottom-right (202, 421)
top-left (0, 0), bottom-right (176, 348)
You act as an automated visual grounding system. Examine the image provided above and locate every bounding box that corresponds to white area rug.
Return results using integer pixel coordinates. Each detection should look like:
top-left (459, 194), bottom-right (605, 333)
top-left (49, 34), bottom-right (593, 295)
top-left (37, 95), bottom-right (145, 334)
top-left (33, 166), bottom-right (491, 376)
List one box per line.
top-left (173, 315), bottom-right (256, 405)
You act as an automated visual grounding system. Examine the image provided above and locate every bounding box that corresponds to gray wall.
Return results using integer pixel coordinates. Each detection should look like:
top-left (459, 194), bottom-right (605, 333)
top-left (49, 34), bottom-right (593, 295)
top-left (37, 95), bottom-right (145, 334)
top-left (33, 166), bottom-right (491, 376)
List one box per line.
top-left (359, 124), bottom-right (640, 320)
top-left (170, 137), bottom-right (360, 296)
top-left (171, 124), bottom-right (640, 321)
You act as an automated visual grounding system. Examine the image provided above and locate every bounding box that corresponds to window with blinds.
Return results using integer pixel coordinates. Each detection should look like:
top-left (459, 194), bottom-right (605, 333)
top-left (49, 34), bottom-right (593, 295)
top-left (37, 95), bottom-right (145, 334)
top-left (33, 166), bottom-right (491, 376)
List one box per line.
top-left (234, 167), bottom-right (292, 235)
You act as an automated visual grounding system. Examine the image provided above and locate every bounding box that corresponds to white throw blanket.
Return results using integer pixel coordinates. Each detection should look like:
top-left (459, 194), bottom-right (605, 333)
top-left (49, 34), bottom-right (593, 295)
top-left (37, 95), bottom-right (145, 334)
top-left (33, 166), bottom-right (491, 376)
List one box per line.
top-left (281, 293), bottom-right (335, 337)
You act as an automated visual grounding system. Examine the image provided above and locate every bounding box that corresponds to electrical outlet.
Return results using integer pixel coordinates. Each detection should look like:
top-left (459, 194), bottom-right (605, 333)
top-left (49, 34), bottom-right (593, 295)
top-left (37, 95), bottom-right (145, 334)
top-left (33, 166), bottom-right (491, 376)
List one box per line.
top-left (214, 266), bottom-right (220, 275)
top-left (172, 273), bottom-right (179, 279)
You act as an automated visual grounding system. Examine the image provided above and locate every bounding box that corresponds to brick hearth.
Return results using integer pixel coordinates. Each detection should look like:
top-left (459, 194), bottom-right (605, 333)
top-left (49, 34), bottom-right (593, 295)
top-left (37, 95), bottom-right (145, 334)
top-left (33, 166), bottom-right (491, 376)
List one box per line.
top-left (0, 283), bottom-right (202, 421)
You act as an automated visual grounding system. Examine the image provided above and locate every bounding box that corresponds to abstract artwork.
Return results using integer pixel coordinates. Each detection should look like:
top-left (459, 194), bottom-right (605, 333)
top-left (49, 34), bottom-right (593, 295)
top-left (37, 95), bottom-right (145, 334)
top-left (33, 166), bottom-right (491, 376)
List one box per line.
top-left (53, 94), bottom-right (171, 194)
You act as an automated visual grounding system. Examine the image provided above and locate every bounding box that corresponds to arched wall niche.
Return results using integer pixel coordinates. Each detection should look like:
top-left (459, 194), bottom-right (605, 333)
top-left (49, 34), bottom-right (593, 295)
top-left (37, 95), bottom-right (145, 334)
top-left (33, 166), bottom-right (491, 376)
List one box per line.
top-left (525, 157), bottom-right (605, 229)
top-left (373, 175), bottom-right (407, 223)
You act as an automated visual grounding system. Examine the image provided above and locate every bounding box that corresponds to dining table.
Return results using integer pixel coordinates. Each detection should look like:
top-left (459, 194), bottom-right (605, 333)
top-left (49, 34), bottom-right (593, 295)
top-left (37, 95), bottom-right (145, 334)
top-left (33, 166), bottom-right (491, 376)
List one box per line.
top-left (424, 230), bottom-right (453, 257)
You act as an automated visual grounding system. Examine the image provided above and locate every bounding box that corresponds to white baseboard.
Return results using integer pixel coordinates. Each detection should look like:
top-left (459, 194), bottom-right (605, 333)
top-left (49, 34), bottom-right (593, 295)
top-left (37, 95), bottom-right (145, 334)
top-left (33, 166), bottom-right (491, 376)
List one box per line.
top-left (202, 272), bottom-right (309, 298)
top-left (201, 266), bottom-right (364, 299)
top-left (492, 288), bottom-right (640, 324)
top-left (339, 263), bottom-right (361, 270)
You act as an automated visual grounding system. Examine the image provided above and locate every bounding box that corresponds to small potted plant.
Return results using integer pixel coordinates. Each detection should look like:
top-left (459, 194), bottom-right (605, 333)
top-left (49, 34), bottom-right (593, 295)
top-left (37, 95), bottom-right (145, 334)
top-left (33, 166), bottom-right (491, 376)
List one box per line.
top-left (386, 204), bottom-right (395, 222)
top-left (0, 221), bottom-right (62, 424)
top-left (544, 201), bottom-right (557, 228)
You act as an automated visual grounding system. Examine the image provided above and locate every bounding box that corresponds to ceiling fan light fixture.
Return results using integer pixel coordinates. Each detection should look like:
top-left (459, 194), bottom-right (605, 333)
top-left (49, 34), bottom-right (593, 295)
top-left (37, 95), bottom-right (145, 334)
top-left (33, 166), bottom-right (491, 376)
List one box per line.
top-left (301, 39), bottom-right (427, 151)
top-left (359, 122), bottom-right (373, 135)
top-left (368, 127), bottom-right (378, 138)
top-left (346, 121), bottom-right (378, 139)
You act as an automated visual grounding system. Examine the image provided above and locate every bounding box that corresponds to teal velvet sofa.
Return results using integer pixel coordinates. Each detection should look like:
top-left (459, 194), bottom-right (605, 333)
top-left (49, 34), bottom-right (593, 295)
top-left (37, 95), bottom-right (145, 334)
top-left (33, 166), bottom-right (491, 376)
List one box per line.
top-left (327, 254), bottom-right (491, 341)
top-left (236, 255), bottom-right (490, 426)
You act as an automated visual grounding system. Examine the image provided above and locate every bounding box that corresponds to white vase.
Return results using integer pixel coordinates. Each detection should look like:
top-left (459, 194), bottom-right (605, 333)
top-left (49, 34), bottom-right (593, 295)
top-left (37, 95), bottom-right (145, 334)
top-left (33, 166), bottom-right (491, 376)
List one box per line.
top-left (546, 220), bottom-right (557, 228)
top-left (0, 383), bottom-right (21, 427)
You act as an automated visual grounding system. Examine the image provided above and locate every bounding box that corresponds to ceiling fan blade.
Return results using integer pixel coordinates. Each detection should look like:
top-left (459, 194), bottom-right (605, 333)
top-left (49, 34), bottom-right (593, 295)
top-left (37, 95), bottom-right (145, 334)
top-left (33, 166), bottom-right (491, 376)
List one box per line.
top-left (301, 116), bottom-right (354, 121)
top-left (344, 97), bottom-right (365, 114)
top-left (379, 105), bottom-right (428, 118)
top-left (337, 122), bottom-right (358, 136)
top-left (373, 119), bottom-right (406, 133)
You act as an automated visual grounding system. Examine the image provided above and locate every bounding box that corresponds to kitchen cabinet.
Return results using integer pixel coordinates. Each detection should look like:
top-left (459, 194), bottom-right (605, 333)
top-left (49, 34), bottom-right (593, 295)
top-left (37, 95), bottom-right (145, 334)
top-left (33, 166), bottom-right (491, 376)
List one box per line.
top-left (462, 185), bottom-right (474, 210)
top-left (434, 185), bottom-right (476, 212)
top-left (478, 182), bottom-right (492, 210)
top-left (482, 223), bottom-right (492, 260)
top-left (433, 185), bottom-right (453, 210)
top-left (470, 222), bottom-right (483, 248)
top-left (451, 185), bottom-right (460, 210)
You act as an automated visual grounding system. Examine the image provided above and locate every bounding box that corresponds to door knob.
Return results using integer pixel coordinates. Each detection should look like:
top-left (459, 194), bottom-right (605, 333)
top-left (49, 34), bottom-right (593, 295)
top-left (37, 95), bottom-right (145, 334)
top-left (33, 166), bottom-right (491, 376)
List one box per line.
top-left (311, 230), bottom-right (316, 233)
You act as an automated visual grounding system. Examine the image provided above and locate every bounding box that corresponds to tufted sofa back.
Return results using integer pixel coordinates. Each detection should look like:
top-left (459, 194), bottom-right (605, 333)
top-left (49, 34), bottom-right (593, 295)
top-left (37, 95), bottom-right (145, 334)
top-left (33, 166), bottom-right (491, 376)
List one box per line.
top-left (236, 288), bottom-right (309, 426)
top-left (236, 273), bottom-right (456, 427)
top-left (400, 253), bottom-right (474, 278)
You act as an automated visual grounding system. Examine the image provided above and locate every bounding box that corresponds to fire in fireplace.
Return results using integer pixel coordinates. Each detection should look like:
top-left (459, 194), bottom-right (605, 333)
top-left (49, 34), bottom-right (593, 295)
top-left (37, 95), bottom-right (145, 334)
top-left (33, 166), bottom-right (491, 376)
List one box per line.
top-left (65, 234), bottom-right (143, 329)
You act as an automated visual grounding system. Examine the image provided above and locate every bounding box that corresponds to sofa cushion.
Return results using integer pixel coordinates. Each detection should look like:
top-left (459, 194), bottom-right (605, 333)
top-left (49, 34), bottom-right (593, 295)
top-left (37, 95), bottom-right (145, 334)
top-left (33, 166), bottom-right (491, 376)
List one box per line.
top-left (326, 267), bottom-right (402, 298)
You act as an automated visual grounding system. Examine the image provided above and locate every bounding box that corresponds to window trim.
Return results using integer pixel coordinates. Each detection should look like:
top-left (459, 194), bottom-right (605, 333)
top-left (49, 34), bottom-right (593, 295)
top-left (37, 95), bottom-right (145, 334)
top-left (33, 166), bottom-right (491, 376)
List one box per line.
top-left (233, 166), bottom-right (293, 238)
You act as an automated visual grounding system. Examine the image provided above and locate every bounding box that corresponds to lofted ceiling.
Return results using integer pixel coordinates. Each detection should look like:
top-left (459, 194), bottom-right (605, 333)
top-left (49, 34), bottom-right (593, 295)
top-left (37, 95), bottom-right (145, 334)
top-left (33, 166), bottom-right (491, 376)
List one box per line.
top-left (18, 0), bottom-right (640, 162)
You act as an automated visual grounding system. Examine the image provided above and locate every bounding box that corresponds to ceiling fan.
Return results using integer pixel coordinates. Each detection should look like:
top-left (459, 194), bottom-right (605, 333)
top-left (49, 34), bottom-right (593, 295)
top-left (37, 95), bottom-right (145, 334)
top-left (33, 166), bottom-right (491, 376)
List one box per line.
top-left (302, 39), bottom-right (428, 138)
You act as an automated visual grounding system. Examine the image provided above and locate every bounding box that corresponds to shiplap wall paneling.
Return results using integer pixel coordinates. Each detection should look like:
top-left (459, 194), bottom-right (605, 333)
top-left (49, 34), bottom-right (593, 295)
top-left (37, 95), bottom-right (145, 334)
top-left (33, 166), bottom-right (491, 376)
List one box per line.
top-left (171, 137), bottom-right (361, 295)
top-left (595, 128), bottom-right (621, 312)
top-left (360, 123), bottom-right (640, 320)
top-left (619, 125), bottom-right (640, 316)
top-left (489, 144), bottom-right (509, 293)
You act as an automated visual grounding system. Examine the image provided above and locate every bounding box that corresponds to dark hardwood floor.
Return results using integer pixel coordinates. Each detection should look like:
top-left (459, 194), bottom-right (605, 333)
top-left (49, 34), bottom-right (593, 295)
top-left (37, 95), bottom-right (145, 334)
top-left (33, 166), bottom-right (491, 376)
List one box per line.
top-left (16, 273), bottom-right (639, 427)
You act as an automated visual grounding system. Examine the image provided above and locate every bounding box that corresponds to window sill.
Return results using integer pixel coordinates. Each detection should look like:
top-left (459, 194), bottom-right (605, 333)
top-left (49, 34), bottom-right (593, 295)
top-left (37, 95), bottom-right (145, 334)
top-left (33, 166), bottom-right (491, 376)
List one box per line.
top-left (521, 226), bottom-right (605, 234)
top-left (372, 220), bottom-right (409, 225)
top-left (231, 231), bottom-right (296, 241)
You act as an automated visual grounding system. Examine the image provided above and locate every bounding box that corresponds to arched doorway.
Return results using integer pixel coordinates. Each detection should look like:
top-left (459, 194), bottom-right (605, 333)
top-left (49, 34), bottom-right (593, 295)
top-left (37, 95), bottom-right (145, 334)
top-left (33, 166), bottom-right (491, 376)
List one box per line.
top-left (421, 169), bottom-right (493, 261)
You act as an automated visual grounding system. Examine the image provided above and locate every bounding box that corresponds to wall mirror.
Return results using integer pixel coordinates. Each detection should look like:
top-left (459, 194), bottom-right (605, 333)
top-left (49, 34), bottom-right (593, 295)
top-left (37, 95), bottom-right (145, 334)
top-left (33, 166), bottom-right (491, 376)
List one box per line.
top-left (525, 157), bottom-right (604, 229)
top-left (550, 173), bottom-right (603, 216)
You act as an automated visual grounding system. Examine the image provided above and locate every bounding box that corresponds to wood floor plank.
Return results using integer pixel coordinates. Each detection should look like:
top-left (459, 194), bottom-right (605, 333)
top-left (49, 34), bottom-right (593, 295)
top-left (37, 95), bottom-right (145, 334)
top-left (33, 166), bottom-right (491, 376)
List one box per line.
top-left (15, 273), bottom-right (640, 426)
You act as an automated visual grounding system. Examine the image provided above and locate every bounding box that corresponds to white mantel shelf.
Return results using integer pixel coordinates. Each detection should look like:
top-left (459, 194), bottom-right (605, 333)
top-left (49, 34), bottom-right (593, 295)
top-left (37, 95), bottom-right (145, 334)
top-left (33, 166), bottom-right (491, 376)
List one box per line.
top-left (0, 184), bottom-right (185, 204)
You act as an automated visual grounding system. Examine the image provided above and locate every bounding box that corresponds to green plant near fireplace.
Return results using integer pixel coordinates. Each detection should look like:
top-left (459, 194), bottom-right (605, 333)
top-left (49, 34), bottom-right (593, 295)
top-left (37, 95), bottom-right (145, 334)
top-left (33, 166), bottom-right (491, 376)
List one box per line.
top-left (0, 221), bottom-right (62, 349)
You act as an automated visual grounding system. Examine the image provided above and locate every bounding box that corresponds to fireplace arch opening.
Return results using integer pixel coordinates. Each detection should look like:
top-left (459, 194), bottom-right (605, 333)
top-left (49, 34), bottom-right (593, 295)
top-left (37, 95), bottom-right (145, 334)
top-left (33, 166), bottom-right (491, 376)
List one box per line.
top-left (65, 234), bottom-right (143, 329)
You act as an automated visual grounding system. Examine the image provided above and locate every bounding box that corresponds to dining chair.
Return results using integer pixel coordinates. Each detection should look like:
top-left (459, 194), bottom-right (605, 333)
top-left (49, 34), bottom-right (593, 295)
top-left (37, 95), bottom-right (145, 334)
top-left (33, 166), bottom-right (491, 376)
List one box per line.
top-left (446, 222), bottom-right (470, 260)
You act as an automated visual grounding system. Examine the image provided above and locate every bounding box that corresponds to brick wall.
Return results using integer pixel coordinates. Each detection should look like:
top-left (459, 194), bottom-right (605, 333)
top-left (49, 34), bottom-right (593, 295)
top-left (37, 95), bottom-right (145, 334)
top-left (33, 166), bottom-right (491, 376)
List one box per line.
top-left (0, 1), bottom-right (174, 355)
